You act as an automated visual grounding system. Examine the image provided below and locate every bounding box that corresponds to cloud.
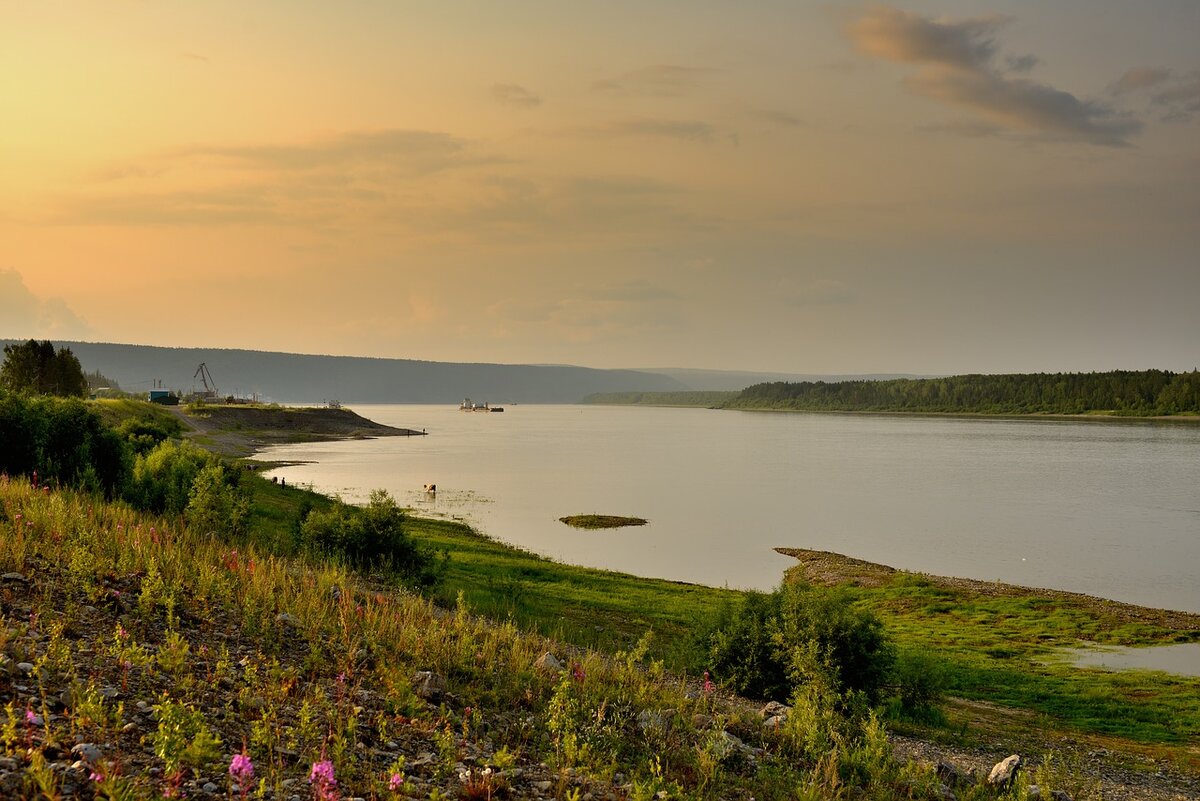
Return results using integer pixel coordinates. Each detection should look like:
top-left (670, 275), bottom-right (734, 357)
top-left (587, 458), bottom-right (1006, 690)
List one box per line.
top-left (490, 83), bottom-right (542, 108)
top-left (781, 278), bottom-right (856, 307)
top-left (0, 269), bottom-right (91, 339)
top-left (848, 5), bottom-right (1141, 147)
top-left (1109, 66), bottom-right (1171, 95)
top-left (751, 109), bottom-right (805, 128)
top-left (591, 64), bottom-right (715, 96)
top-left (588, 280), bottom-right (680, 303)
top-left (181, 129), bottom-right (482, 174)
top-left (573, 118), bottom-right (720, 143)
top-left (1152, 76), bottom-right (1200, 122)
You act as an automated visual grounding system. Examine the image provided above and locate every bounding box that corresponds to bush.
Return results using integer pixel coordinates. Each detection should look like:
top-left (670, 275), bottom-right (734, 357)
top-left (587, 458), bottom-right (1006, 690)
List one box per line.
top-left (0, 391), bottom-right (131, 497)
top-left (887, 649), bottom-right (947, 723)
top-left (700, 581), bottom-right (894, 704)
top-left (126, 440), bottom-right (220, 515)
top-left (299, 489), bottom-right (444, 588)
top-left (185, 464), bottom-right (250, 538)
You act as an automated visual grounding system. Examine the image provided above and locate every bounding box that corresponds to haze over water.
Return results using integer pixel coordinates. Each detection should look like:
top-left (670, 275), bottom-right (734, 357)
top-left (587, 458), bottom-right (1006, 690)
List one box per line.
top-left (262, 405), bottom-right (1200, 614)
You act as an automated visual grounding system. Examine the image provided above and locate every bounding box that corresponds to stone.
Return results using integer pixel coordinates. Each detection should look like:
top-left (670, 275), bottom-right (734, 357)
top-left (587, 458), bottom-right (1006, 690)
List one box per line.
top-left (70, 743), bottom-right (103, 763)
top-left (936, 761), bottom-right (972, 788)
top-left (988, 754), bottom-right (1022, 788)
top-left (936, 783), bottom-right (957, 801)
top-left (533, 781), bottom-right (553, 792)
top-left (412, 670), bottom-right (446, 701)
top-left (759, 700), bottom-right (790, 721)
top-left (275, 612), bottom-right (300, 627)
top-left (16, 662), bottom-right (35, 675)
top-left (636, 709), bottom-right (675, 734)
top-left (202, 782), bottom-right (219, 793)
top-left (1, 573), bottom-right (28, 583)
top-left (534, 652), bottom-right (565, 674)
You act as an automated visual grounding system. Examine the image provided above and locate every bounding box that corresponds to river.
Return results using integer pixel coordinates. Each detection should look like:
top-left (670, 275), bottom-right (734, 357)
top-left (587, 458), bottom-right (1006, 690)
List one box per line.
top-left (260, 405), bottom-right (1200, 613)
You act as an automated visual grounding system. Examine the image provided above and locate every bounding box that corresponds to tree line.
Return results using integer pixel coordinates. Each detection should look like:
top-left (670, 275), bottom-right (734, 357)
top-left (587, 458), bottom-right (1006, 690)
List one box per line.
top-left (724, 370), bottom-right (1200, 416)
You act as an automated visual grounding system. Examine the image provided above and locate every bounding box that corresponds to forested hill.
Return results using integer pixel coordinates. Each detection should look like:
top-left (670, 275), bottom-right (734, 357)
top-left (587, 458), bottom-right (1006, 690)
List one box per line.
top-left (3, 340), bottom-right (688, 404)
top-left (725, 370), bottom-right (1200, 416)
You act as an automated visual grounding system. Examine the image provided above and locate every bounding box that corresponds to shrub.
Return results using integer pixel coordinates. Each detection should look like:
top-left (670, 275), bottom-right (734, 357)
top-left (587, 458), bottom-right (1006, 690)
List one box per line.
top-left (186, 463), bottom-right (250, 537)
top-left (0, 391), bottom-right (131, 497)
top-left (299, 489), bottom-right (444, 588)
top-left (700, 581), bottom-right (894, 704)
top-left (126, 440), bottom-right (220, 515)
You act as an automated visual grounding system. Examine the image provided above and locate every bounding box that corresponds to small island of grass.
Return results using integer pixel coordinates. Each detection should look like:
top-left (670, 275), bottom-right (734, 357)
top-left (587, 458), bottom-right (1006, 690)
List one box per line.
top-left (559, 514), bottom-right (648, 529)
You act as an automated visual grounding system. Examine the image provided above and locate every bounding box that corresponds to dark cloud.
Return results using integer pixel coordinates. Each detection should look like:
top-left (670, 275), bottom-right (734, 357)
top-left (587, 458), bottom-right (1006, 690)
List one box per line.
top-left (1152, 76), bottom-right (1200, 122)
top-left (1005, 54), bottom-right (1039, 74)
top-left (849, 5), bottom-right (1141, 147)
top-left (0, 269), bottom-right (91, 339)
top-left (1109, 66), bottom-right (1171, 95)
top-left (591, 64), bottom-right (715, 96)
top-left (490, 83), bottom-right (542, 108)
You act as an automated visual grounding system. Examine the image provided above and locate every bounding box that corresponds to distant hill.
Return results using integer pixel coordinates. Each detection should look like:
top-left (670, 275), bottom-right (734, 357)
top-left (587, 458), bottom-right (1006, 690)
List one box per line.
top-left (2, 340), bottom-right (688, 404)
top-left (643, 368), bottom-right (929, 392)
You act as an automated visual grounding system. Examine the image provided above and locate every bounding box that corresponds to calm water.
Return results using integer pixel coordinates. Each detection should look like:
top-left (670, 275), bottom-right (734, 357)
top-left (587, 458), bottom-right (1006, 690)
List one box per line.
top-left (261, 405), bottom-right (1200, 613)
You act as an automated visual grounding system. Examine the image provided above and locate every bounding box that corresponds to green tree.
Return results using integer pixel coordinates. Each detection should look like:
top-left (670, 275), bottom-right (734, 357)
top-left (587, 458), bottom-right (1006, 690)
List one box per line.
top-left (0, 339), bottom-right (88, 397)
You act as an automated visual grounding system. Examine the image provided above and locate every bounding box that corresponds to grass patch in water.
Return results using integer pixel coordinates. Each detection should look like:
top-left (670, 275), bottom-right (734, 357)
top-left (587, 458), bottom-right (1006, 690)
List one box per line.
top-left (558, 514), bottom-right (648, 529)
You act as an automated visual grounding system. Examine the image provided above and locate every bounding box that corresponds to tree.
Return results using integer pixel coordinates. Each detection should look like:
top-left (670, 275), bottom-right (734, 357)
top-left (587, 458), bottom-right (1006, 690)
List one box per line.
top-left (0, 339), bottom-right (89, 397)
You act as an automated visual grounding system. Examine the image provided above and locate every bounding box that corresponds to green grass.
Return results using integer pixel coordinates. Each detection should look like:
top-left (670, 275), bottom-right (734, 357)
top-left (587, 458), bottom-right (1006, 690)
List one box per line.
top-left (558, 514), bottom-right (648, 529)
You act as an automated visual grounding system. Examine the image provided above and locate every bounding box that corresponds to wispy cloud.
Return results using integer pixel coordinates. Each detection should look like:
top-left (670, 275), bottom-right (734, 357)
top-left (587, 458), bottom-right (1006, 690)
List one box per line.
top-left (848, 6), bottom-right (1141, 147)
top-left (180, 129), bottom-right (485, 174)
top-left (781, 278), bottom-right (856, 307)
top-left (572, 118), bottom-right (722, 143)
top-left (490, 83), bottom-right (542, 108)
top-left (592, 64), bottom-right (715, 96)
top-left (1108, 66), bottom-right (1171, 95)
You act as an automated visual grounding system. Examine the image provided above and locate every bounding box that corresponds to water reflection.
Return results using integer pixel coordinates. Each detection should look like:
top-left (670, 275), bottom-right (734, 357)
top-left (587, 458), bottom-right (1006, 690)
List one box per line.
top-left (1056, 643), bottom-right (1200, 677)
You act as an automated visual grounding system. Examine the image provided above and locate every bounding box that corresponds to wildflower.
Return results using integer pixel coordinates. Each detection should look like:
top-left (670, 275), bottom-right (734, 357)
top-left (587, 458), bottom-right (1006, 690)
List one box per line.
top-left (25, 708), bottom-right (38, 725)
top-left (229, 751), bottom-right (255, 790)
top-left (335, 672), bottom-right (346, 686)
top-left (703, 670), bottom-right (714, 695)
top-left (571, 662), bottom-right (586, 683)
top-left (309, 760), bottom-right (338, 798)
top-left (89, 770), bottom-right (104, 782)
top-left (388, 772), bottom-right (405, 791)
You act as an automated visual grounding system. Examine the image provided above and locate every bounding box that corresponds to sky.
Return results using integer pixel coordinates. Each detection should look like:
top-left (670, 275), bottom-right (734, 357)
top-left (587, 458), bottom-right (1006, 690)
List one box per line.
top-left (2, 1), bottom-right (1198, 375)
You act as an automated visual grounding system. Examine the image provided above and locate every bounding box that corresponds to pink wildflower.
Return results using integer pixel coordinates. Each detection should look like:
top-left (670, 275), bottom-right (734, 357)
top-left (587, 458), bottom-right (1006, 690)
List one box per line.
top-left (388, 772), bottom-right (405, 791)
top-left (89, 770), bottom-right (104, 782)
top-left (309, 760), bottom-right (338, 799)
top-left (703, 670), bottom-right (714, 695)
top-left (229, 752), bottom-right (255, 789)
top-left (572, 662), bottom-right (586, 683)
top-left (25, 708), bottom-right (37, 725)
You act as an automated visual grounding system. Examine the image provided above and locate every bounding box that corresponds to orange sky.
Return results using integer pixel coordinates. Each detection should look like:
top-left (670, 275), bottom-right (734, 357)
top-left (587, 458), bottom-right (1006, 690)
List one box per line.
top-left (3, 2), bottom-right (1198, 373)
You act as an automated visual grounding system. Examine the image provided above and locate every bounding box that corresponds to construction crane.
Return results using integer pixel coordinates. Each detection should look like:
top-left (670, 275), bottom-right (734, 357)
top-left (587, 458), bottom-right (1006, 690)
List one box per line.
top-left (193, 362), bottom-right (218, 398)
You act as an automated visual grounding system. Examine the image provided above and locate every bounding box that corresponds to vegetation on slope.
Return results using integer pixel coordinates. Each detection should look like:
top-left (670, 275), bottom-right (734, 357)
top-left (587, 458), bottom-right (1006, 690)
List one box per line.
top-left (724, 370), bottom-right (1200, 417)
top-left (581, 392), bottom-right (737, 408)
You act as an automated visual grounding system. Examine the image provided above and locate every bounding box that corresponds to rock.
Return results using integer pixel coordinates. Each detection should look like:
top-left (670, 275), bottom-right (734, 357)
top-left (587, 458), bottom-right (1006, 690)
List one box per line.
top-left (763, 715), bottom-right (787, 729)
top-left (0, 757), bottom-right (17, 771)
top-left (759, 701), bottom-right (791, 721)
top-left (935, 783), bottom-right (957, 801)
top-left (16, 662), bottom-right (35, 675)
top-left (534, 652), bottom-right (565, 674)
top-left (98, 686), bottom-right (120, 700)
top-left (988, 754), bottom-right (1021, 788)
top-left (533, 781), bottom-right (553, 792)
top-left (70, 743), bottom-right (103, 763)
top-left (1, 573), bottom-right (28, 583)
top-left (202, 782), bottom-right (219, 793)
top-left (936, 761), bottom-right (972, 788)
top-left (691, 713), bottom-right (714, 729)
top-left (412, 670), bottom-right (446, 701)
top-left (710, 730), bottom-right (747, 761)
top-left (275, 612), bottom-right (300, 627)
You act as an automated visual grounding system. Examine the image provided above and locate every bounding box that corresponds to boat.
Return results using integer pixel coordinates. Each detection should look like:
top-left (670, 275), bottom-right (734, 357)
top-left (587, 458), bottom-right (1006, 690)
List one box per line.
top-left (460, 398), bottom-right (502, 412)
